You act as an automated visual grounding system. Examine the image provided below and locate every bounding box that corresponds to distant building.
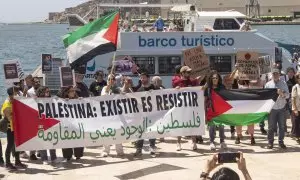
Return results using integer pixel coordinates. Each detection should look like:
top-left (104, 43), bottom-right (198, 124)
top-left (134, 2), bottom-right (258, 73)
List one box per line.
top-left (48, 12), bottom-right (58, 21)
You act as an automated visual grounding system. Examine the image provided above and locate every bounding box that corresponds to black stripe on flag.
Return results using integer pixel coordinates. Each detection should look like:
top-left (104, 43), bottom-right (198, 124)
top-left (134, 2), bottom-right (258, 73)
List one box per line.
top-left (70, 42), bottom-right (116, 70)
top-left (217, 89), bottom-right (279, 101)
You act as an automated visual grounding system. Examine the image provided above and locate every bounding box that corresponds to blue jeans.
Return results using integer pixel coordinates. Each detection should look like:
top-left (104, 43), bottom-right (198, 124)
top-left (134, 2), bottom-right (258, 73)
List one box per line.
top-left (39, 149), bottom-right (56, 161)
top-left (209, 125), bottom-right (225, 143)
top-left (268, 108), bottom-right (285, 144)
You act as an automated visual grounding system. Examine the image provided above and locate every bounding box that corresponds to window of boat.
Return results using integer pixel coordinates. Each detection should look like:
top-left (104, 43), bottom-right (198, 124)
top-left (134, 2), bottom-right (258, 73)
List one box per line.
top-left (237, 18), bottom-right (245, 24)
top-left (158, 56), bottom-right (181, 74)
top-left (213, 19), bottom-right (240, 30)
top-left (209, 56), bottom-right (232, 73)
top-left (132, 57), bottom-right (155, 74)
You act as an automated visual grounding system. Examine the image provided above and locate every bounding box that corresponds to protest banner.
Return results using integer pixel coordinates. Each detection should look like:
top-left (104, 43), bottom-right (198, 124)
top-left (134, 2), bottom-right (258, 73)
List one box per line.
top-left (42, 54), bottom-right (53, 73)
top-left (258, 55), bottom-right (272, 74)
top-left (13, 87), bottom-right (205, 151)
top-left (183, 45), bottom-right (210, 78)
top-left (3, 60), bottom-right (25, 86)
top-left (59, 66), bottom-right (75, 87)
top-left (236, 51), bottom-right (259, 80)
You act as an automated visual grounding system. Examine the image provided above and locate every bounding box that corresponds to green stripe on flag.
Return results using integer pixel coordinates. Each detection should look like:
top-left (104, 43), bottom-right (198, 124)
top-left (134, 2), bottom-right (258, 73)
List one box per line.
top-left (209, 112), bottom-right (269, 126)
top-left (63, 11), bottom-right (118, 48)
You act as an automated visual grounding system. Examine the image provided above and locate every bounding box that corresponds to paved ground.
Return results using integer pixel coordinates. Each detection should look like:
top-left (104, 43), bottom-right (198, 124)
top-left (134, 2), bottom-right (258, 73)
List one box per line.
top-left (1, 122), bottom-right (300, 180)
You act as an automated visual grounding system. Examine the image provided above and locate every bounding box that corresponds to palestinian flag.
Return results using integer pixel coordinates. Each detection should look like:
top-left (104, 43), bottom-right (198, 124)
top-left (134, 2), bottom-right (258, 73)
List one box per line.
top-left (63, 11), bottom-right (119, 69)
top-left (206, 89), bottom-right (279, 126)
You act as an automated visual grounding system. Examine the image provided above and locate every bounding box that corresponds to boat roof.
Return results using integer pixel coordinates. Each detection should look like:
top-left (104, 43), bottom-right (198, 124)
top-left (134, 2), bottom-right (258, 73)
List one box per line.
top-left (197, 11), bottom-right (246, 18)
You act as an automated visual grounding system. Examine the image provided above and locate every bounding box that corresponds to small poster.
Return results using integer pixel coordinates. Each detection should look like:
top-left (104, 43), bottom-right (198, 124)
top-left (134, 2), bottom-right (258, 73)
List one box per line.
top-left (3, 60), bottom-right (25, 86)
top-left (258, 55), bottom-right (272, 74)
top-left (42, 54), bottom-right (53, 73)
top-left (111, 56), bottom-right (139, 75)
top-left (183, 45), bottom-right (210, 78)
top-left (59, 66), bottom-right (75, 87)
top-left (236, 51), bottom-right (260, 80)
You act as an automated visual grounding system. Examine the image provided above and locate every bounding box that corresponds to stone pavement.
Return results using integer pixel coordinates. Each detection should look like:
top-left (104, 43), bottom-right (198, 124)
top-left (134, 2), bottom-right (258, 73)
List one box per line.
top-left (0, 123), bottom-right (300, 180)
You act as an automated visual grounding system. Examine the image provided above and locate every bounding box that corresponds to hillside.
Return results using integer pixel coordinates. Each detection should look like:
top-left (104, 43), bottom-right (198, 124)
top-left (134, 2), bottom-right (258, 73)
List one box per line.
top-left (48, 0), bottom-right (162, 23)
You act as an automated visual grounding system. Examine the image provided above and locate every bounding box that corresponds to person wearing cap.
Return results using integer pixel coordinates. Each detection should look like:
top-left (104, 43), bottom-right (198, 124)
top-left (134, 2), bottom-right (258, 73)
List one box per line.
top-left (265, 68), bottom-right (289, 149)
top-left (2, 87), bottom-right (27, 170)
top-left (89, 70), bottom-right (107, 96)
top-left (173, 66), bottom-right (202, 151)
top-left (172, 65), bottom-right (182, 88)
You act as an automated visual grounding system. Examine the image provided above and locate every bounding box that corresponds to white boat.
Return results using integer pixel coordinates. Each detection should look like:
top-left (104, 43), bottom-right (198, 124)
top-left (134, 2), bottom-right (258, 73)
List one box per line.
top-left (67, 4), bottom-right (289, 88)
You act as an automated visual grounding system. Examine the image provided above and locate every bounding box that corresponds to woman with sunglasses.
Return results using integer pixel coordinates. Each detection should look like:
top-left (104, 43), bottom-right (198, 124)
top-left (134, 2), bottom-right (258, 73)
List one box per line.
top-left (101, 74), bottom-right (124, 157)
top-left (36, 86), bottom-right (57, 164)
top-left (205, 71), bottom-right (227, 151)
top-left (61, 86), bottom-right (84, 161)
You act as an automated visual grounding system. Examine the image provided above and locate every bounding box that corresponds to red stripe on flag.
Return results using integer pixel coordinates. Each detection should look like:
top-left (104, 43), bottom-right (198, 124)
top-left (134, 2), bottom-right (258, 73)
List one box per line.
top-left (206, 90), bottom-right (232, 121)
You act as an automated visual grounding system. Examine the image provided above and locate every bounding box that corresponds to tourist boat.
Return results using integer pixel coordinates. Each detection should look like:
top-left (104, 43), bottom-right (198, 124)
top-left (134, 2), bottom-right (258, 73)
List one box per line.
top-left (32, 3), bottom-right (291, 91)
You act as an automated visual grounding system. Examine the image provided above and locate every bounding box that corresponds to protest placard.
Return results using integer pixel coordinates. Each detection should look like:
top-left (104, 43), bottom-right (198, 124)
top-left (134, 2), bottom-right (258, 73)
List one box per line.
top-left (236, 51), bottom-right (259, 80)
top-left (59, 66), bottom-right (75, 87)
top-left (42, 54), bottom-right (53, 73)
top-left (183, 46), bottom-right (210, 78)
top-left (110, 56), bottom-right (139, 75)
top-left (13, 87), bottom-right (205, 151)
top-left (3, 60), bottom-right (25, 86)
top-left (258, 55), bottom-right (272, 74)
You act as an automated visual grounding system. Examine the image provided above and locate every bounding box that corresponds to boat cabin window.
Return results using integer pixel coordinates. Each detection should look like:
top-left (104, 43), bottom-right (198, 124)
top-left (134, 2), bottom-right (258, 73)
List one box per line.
top-left (132, 57), bottom-right (155, 74)
top-left (158, 56), bottom-right (181, 74)
top-left (213, 19), bottom-right (240, 30)
top-left (209, 56), bottom-right (232, 73)
top-left (237, 18), bottom-right (245, 24)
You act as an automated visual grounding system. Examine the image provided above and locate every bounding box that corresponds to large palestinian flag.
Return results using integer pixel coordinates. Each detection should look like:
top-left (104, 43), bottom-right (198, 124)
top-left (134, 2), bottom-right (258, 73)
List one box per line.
top-left (206, 89), bottom-right (279, 126)
top-left (63, 11), bottom-right (119, 69)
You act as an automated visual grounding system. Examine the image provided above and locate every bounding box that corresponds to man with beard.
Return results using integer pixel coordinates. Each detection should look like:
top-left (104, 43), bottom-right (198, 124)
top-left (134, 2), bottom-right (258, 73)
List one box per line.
top-left (173, 66), bottom-right (201, 151)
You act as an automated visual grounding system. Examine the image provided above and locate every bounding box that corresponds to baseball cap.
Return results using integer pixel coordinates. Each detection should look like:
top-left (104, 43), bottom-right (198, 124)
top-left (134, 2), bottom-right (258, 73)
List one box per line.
top-left (180, 66), bottom-right (192, 73)
top-left (272, 68), bottom-right (280, 74)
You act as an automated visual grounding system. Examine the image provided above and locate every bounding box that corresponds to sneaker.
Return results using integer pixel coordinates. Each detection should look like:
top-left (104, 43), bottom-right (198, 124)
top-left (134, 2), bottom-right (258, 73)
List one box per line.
top-left (267, 144), bottom-right (273, 149)
top-left (210, 142), bottom-right (216, 151)
top-left (15, 162), bottom-right (27, 169)
top-left (220, 142), bottom-right (227, 149)
top-left (42, 161), bottom-right (49, 165)
top-left (30, 154), bottom-right (38, 161)
top-left (76, 157), bottom-right (81, 160)
top-left (176, 143), bottom-right (182, 151)
top-left (197, 136), bottom-right (204, 144)
top-left (133, 149), bottom-right (142, 157)
top-left (235, 137), bottom-right (240, 144)
top-left (261, 129), bottom-right (267, 135)
top-left (101, 152), bottom-right (108, 157)
top-left (250, 137), bottom-right (256, 145)
top-left (150, 147), bottom-right (156, 155)
top-left (192, 143), bottom-right (197, 151)
top-left (245, 130), bottom-right (249, 135)
top-left (20, 152), bottom-right (29, 159)
top-left (279, 143), bottom-right (287, 149)
top-left (296, 138), bottom-right (300, 144)
top-left (6, 163), bottom-right (17, 170)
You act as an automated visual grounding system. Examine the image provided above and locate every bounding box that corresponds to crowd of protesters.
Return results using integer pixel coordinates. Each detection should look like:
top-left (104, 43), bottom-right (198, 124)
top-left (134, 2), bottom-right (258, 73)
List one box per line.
top-left (0, 59), bottom-right (300, 172)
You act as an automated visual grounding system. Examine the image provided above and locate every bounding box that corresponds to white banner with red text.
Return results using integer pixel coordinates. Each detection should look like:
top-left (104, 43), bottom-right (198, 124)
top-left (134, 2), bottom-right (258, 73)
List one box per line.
top-left (13, 87), bottom-right (205, 151)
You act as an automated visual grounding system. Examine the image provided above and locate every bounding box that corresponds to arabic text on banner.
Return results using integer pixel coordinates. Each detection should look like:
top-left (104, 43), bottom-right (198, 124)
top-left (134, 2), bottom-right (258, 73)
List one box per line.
top-left (13, 87), bottom-right (205, 151)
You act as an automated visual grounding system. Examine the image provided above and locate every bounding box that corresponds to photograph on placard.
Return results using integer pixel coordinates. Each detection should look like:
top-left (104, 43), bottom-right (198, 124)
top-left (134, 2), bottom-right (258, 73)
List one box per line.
top-left (59, 66), bottom-right (75, 87)
top-left (42, 54), bottom-right (53, 73)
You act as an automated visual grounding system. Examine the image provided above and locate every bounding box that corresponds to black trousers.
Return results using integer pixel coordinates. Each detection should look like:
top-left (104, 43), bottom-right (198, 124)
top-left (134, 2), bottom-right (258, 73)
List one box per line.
top-left (62, 147), bottom-right (84, 159)
top-left (0, 139), bottom-right (3, 160)
top-left (6, 129), bottom-right (20, 164)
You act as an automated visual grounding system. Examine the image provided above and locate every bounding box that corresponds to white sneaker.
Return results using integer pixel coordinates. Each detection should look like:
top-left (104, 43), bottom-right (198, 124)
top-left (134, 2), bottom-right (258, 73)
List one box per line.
top-left (43, 161), bottom-right (50, 165)
top-left (221, 142), bottom-right (227, 149)
top-left (150, 146), bottom-right (156, 155)
top-left (210, 143), bottom-right (216, 150)
top-left (176, 143), bottom-right (182, 151)
top-left (101, 152), bottom-right (108, 157)
top-left (192, 143), bottom-right (197, 150)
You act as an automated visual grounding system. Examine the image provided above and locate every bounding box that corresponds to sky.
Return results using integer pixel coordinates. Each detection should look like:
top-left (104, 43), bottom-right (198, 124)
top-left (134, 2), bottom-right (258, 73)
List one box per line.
top-left (0, 0), bottom-right (90, 23)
